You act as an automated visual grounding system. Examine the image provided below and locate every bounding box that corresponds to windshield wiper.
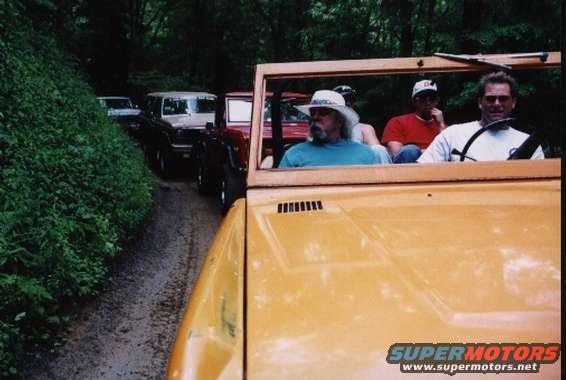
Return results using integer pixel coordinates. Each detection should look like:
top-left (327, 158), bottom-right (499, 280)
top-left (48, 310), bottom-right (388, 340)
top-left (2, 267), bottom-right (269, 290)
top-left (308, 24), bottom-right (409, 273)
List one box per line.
top-left (434, 52), bottom-right (512, 70)
top-left (506, 52), bottom-right (549, 61)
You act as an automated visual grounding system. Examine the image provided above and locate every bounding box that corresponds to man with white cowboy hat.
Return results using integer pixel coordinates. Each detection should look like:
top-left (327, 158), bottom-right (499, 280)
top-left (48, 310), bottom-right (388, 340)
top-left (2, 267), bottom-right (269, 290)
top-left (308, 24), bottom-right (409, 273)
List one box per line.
top-left (279, 90), bottom-right (385, 168)
top-left (382, 79), bottom-right (447, 163)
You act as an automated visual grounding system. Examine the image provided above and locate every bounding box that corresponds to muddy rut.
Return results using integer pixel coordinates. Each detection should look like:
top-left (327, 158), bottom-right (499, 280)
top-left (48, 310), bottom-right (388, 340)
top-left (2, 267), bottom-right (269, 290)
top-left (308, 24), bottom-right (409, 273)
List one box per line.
top-left (24, 177), bottom-right (222, 379)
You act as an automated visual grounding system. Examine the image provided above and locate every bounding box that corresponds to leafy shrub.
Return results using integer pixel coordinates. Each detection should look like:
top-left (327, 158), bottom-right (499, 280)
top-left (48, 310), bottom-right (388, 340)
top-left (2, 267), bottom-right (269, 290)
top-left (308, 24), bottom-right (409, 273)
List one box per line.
top-left (0, 5), bottom-right (153, 376)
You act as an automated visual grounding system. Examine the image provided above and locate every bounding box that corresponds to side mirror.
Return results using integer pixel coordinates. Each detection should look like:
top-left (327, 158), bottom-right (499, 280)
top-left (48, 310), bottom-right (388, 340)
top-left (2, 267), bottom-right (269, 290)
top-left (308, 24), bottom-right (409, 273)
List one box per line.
top-left (205, 121), bottom-right (214, 130)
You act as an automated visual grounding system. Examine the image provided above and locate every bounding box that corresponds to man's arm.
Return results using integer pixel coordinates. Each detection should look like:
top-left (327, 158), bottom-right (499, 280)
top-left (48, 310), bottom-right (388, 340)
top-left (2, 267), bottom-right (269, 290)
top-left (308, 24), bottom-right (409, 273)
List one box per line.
top-left (386, 141), bottom-right (404, 156)
top-left (358, 123), bottom-right (381, 145)
top-left (431, 108), bottom-right (447, 131)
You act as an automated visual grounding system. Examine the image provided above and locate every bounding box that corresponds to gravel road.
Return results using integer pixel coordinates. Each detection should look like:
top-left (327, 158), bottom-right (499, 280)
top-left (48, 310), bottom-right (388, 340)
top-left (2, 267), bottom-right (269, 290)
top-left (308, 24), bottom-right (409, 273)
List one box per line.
top-left (24, 176), bottom-right (222, 379)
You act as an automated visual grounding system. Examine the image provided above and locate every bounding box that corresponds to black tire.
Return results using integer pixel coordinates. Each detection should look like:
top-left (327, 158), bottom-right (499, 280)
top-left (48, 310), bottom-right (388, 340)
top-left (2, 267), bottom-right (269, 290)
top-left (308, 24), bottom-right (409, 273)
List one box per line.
top-left (143, 144), bottom-right (158, 170)
top-left (196, 157), bottom-right (211, 195)
top-left (219, 163), bottom-right (245, 215)
top-left (157, 147), bottom-right (175, 178)
top-left (142, 143), bottom-right (151, 163)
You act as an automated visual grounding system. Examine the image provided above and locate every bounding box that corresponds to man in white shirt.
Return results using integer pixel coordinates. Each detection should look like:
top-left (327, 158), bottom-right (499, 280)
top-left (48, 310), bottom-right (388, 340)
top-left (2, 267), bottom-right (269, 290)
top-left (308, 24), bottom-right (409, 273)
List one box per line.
top-left (418, 71), bottom-right (544, 163)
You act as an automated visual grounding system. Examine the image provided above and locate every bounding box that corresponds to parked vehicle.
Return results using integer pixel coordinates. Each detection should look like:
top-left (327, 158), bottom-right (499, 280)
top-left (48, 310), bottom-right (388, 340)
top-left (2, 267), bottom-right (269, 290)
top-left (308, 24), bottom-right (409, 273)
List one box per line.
top-left (138, 91), bottom-right (216, 177)
top-left (167, 52), bottom-right (561, 379)
top-left (195, 91), bottom-right (310, 213)
top-left (97, 96), bottom-right (141, 137)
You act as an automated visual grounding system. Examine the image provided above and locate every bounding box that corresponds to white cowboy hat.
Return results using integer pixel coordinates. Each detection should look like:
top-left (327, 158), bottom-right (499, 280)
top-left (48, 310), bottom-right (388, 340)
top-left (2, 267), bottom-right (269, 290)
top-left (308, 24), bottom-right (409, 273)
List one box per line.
top-left (295, 90), bottom-right (360, 131)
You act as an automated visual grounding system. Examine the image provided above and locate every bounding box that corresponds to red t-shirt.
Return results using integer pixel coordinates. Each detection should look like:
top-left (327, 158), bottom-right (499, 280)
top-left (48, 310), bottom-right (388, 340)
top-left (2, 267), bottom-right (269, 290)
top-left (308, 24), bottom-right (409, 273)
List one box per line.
top-left (381, 113), bottom-right (441, 149)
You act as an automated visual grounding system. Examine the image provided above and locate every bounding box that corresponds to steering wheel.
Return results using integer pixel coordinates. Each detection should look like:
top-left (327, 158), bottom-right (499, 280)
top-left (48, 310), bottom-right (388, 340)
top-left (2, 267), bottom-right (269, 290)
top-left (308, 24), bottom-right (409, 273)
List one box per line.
top-left (453, 118), bottom-right (516, 161)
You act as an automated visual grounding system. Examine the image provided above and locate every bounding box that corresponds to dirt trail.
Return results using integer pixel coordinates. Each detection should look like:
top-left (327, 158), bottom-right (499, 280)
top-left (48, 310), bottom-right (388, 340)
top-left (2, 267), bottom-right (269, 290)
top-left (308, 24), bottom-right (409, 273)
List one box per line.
top-left (24, 178), bottom-right (222, 379)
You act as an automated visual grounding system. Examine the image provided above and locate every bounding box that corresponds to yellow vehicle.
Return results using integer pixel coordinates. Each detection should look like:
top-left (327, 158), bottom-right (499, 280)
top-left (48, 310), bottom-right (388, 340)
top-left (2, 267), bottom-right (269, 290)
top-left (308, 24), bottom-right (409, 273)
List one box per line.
top-left (167, 52), bottom-right (561, 379)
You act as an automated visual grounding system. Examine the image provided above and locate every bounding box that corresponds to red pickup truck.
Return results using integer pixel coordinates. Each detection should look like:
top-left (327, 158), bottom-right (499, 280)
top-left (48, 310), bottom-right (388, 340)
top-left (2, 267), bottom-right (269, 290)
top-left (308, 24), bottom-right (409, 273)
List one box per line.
top-left (195, 91), bottom-right (310, 213)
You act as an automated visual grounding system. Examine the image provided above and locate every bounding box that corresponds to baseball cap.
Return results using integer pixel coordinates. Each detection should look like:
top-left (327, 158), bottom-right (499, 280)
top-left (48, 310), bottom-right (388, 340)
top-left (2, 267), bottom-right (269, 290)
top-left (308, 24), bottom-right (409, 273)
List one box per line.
top-left (412, 80), bottom-right (438, 98)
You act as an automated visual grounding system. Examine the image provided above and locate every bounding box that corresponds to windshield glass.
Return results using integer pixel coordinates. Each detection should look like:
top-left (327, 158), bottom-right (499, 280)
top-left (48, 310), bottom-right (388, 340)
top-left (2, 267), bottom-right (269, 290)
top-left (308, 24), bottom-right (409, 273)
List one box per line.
top-left (265, 99), bottom-right (311, 122)
top-left (189, 98), bottom-right (216, 113)
top-left (227, 98), bottom-right (310, 123)
top-left (163, 97), bottom-right (216, 115)
top-left (227, 99), bottom-right (253, 122)
top-left (258, 68), bottom-right (560, 170)
top-left (100, 98), bottom-right (133, 109)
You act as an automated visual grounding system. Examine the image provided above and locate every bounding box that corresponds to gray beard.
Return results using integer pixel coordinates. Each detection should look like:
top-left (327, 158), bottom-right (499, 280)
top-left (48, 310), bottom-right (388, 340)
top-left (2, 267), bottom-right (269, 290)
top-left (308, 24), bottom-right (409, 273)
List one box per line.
top-left (310, 121), bottom-right (329, 144)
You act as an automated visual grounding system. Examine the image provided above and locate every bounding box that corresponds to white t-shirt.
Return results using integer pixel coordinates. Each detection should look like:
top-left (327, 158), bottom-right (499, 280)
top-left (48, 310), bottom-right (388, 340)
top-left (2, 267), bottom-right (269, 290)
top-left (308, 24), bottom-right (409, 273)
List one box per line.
top-left (350, 123), bottom-right (392, 164)
top-left (351, 123), bottom-right (363, 143)
top-left (418, 121), bottom-right (544, 163)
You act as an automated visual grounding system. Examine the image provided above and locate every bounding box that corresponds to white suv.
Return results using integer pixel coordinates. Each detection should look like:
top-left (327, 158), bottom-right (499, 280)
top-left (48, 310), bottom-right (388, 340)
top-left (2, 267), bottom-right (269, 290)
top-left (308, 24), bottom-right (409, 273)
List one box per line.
top-left (138, 92), bottom-right (216, 177)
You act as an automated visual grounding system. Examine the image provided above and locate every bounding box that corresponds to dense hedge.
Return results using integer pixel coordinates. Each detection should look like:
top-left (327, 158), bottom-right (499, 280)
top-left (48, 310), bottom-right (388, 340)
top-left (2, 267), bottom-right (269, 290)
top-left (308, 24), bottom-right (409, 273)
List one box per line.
top-left (0, 5), bottom-right (153, 376)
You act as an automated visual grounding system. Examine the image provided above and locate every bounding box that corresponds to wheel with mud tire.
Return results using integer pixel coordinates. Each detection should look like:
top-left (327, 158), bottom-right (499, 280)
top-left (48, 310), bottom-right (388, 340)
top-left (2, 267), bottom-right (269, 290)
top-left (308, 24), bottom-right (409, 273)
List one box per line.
top-left (142, 143), bottom-right (155, 166)
top-left (196, 157), bottom-right (211, 195)
top-left (157, 148), bottom-right (175, 178)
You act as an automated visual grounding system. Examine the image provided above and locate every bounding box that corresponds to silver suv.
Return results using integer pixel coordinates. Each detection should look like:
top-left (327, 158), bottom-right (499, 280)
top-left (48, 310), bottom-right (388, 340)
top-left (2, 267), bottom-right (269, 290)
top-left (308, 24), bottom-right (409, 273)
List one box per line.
top-left (97, 96), bottom-right (141, 136)
top-left (138, 92), bottom-right (216, 177)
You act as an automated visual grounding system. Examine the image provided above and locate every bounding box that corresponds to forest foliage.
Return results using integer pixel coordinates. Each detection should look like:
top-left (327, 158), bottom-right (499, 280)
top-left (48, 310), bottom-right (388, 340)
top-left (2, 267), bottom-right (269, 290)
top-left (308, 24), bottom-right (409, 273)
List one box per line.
top-left (18, 0), bottom-right (561, 136)
top-left (12, 0), bottom-right (560, 95)
top-left (0, 1), bottom-right (153, 376)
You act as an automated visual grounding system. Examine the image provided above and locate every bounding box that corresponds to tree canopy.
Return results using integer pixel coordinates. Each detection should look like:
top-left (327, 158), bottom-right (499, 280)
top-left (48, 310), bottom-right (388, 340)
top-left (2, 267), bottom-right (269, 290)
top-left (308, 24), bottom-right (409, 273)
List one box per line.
top-left (15, 0), bottom-right (561, 97)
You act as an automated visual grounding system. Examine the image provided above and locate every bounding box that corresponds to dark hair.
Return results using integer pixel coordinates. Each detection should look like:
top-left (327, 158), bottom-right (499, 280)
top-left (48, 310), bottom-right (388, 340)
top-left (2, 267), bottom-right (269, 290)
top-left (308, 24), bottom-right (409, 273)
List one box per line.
top-left (478, 71), bottom-right (518, 98)
top-left (335, 112), bottom-right (350, 139)
top-left (333, 85), bottom-right (356, 104)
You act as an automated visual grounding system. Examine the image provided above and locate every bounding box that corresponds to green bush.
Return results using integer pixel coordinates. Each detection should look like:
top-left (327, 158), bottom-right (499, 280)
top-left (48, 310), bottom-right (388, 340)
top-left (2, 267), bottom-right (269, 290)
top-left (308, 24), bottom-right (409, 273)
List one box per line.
top-left (0, 6), bottom-right (153, 376)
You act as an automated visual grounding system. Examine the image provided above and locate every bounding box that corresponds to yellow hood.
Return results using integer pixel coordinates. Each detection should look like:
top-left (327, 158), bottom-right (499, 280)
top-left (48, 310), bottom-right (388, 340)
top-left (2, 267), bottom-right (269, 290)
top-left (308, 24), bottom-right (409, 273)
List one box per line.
top-left (246, 180), bottom-right (560, 379)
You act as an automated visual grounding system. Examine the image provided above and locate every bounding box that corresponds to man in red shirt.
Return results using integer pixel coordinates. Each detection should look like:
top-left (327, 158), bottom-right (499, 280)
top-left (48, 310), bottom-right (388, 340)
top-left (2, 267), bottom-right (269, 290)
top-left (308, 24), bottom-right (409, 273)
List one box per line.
top-left (382, 80), bottom-right (447, 163)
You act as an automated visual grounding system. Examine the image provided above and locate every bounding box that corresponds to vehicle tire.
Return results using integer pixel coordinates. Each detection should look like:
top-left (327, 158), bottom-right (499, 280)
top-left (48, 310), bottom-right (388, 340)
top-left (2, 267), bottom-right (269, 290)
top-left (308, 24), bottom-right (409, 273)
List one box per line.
top-left (143, 144), bottom-right (155, 165)
top-left (219, 163), bottom-right (245, 215)
top-left (157, 148), bottom-right (175, 178)
top-left (196, 158), bottom-right (211, 195)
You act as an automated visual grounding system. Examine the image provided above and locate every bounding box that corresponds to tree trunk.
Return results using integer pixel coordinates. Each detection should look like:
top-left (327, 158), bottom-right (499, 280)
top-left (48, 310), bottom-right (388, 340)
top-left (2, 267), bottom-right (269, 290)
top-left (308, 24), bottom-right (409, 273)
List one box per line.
top-left (399, 0), bottom-right (413, 57)
top-left (423, 0), bottom-right (436, 55)
top-left (460, 0), bottom-right (485, 53)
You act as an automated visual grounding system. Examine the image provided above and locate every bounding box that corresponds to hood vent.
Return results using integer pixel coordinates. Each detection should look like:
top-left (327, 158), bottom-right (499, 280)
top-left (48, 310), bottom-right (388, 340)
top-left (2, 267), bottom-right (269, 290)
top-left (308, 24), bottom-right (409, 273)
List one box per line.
top-left (277, 200), bottom-right (323, 213)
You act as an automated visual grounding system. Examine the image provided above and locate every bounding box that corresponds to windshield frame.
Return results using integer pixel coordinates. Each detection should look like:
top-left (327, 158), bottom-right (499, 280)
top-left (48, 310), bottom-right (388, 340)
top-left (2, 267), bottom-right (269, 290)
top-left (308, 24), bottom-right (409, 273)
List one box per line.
top-left (247, 52), bottom-right (561, 189)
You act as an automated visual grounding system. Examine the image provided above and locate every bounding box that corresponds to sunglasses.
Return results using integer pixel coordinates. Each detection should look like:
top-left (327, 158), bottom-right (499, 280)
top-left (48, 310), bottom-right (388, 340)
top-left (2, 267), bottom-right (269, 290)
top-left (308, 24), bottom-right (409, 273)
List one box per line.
top-left (483, 95), bottom-right (512, 103)
top-left (310, 107), bottom-right (333, 117)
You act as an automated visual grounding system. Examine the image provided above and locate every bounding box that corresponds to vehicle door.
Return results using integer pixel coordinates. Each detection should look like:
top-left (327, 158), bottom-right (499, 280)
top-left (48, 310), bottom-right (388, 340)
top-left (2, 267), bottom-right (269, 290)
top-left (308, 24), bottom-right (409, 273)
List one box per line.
top-left (138, 96), bottom-right (154, 145)
top-left (201, 94), bottom-right (229, 181)
top-left (223, 96), bottom-right (254, 170)
top-left (145, 96), bottom-right (164, 150)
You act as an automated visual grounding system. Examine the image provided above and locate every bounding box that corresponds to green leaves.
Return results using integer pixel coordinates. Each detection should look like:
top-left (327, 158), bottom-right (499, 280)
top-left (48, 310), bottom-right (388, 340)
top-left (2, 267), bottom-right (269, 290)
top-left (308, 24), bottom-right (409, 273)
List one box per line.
top-left (0, 12), bottom-right (153, 375)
